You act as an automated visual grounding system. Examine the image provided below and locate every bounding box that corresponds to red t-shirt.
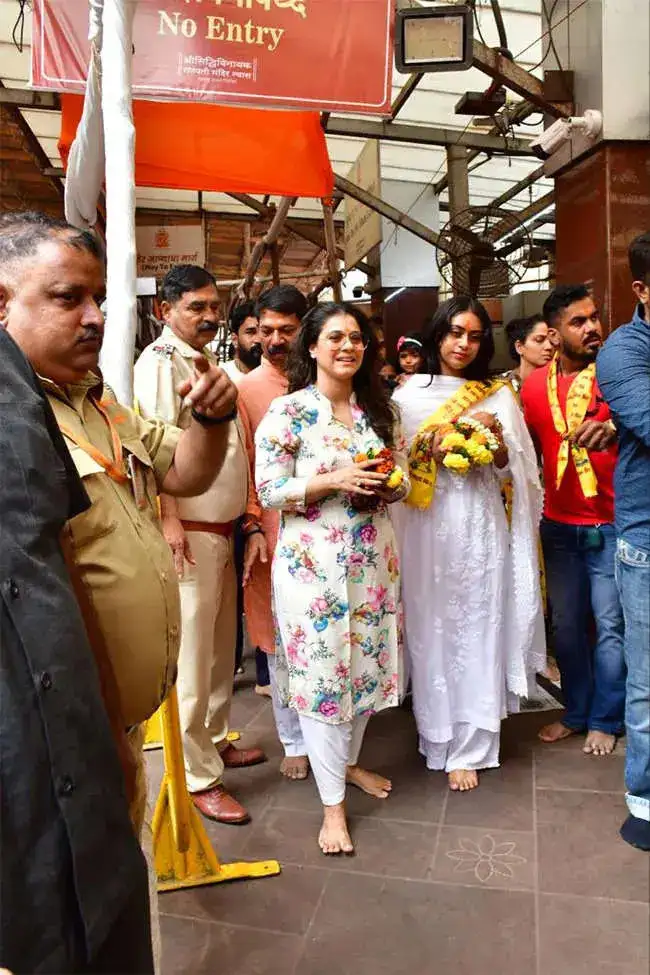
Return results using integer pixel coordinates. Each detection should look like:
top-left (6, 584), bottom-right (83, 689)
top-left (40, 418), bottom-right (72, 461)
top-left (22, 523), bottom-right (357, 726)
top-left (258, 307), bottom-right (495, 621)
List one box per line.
top-left (521, 364), bottom-right (616, 525)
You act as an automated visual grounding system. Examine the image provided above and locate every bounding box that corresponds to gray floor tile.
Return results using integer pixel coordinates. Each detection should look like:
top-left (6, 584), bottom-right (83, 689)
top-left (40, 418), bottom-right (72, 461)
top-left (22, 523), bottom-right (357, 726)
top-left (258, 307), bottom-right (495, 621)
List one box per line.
top-left (294, 873), bottom-right (536, 975)
top-left (160, 914), bottom-right (304, 975)
top-left (159, 864), bottom-right (328, 935)
top-left (243, 806), bottom-right (439, 879)
top-left (537, 789), bottom-right (650, 902)
top-left (430, 825), bottom-right (535, 891)
top-left (538, 893), bottom-right (650, 975)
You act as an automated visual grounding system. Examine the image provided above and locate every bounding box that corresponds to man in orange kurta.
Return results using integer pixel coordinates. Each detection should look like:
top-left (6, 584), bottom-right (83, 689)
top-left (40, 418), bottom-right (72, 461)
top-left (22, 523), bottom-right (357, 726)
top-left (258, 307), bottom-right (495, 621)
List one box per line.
top-left (239, 285), bottom-right (309, 779)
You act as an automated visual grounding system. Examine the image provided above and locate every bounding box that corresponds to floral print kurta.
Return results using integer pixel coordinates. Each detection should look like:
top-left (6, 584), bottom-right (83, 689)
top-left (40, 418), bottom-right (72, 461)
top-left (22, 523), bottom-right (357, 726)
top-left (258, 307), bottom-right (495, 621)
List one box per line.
top-left (255, 385), bottom-right (408, 725)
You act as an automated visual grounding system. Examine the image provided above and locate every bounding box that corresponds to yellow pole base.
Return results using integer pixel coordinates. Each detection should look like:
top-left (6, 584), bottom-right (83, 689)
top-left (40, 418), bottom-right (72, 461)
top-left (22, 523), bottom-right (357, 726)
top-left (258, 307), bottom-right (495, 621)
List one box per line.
top-left (152, 771), bottom-right (280, 893)
top-left (152, 687), bottom-right (280, 893)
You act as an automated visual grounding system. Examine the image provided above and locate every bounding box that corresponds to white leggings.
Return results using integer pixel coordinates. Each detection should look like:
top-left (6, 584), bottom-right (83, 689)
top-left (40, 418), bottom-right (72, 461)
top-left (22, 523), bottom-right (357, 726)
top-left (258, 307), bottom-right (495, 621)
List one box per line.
top-left (419, 722), bottom-right (500, 773)
top-left (267, 654), bottom-right (306, 758)
top-left (298, 713), bottom-right (370, 806)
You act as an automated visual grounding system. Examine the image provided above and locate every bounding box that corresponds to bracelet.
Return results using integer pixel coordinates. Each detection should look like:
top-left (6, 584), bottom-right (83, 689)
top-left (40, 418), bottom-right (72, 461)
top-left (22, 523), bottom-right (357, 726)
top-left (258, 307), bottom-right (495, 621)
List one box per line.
top-left (191, 406), bottom-right (237, 427)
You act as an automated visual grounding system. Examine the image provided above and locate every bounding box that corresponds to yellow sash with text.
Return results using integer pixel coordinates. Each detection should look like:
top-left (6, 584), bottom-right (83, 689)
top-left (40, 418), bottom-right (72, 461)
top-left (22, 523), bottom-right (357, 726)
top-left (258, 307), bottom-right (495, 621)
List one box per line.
top-left (547, 359), bottom-right (598, 499)
top-left (406, 379), bottom-right (504, 510)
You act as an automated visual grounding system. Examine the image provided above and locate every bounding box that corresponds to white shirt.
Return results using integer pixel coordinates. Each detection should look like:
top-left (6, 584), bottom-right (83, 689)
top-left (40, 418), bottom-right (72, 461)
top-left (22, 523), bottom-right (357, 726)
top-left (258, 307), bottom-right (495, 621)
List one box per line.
top-left (220, 358), bottom-right (248, 387)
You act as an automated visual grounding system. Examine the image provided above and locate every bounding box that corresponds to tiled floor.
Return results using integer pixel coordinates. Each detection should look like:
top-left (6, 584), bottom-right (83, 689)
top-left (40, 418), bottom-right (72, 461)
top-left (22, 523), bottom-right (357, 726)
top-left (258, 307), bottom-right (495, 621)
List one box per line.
top-left (147, 674), bottom-right (649, 975)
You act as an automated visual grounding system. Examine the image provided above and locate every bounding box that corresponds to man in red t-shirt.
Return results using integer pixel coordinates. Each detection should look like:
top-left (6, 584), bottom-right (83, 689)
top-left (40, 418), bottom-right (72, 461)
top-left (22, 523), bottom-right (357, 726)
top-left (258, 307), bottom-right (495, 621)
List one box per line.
top-left (522, 284), bottom-right (625, 756)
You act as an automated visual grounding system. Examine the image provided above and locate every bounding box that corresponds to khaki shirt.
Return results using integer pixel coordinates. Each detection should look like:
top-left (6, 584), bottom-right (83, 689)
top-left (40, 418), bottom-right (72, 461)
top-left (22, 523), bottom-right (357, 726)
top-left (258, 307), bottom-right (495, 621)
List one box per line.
top-left (44, 374), bottom-right (182, 728)
top-left (134, 326), bottom-right (248, 524)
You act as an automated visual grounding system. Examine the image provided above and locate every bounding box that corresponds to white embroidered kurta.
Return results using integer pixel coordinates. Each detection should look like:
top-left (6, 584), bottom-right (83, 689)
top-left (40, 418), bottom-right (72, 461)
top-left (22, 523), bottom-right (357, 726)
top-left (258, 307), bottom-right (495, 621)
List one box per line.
top-left (392, 375), bottom-right (545, 751)
top-left (255, 386), bottom-right (407, 725)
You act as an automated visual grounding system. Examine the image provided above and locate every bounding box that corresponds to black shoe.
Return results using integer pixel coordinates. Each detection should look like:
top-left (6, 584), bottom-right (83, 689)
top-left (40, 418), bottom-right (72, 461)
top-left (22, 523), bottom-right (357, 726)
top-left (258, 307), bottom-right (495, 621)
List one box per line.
top-left (620, 814), bottom-right (650, 851)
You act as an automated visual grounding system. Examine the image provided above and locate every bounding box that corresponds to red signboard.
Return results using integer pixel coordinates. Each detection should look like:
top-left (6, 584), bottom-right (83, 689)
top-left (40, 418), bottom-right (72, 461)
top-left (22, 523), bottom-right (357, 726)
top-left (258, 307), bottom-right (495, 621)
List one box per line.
top-left (32, 0), bottom-right (394, 115)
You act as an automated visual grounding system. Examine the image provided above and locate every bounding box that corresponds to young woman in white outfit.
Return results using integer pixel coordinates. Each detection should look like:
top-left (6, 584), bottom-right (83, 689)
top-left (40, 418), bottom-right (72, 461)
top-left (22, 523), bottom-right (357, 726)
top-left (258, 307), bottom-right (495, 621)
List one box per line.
top-left (392, 296), bottom-right (545, 792)
top-left (255, 303), bottom-right (408, 854)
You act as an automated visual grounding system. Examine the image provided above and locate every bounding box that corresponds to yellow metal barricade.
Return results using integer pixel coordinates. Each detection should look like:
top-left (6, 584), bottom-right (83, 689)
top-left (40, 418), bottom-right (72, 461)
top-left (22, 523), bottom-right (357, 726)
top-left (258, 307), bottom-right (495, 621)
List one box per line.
top-left (144, 708), bottom-right (240, 751)
top-left (151, 686), bottom-right (280, 892)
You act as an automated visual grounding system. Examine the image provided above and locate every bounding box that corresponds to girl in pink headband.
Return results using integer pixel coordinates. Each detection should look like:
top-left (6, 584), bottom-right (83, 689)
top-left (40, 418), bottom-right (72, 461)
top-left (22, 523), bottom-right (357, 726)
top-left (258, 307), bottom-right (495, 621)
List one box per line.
top-left (396, 332), bottom-right (424, 384)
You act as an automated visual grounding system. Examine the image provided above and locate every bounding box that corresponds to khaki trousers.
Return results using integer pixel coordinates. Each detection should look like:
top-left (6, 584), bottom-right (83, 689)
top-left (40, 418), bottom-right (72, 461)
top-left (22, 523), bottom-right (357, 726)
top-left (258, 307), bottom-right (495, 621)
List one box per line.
top-left (128, 726), bottom-right (161, 975)
top-left (177, 530), bottom-right (237, 793)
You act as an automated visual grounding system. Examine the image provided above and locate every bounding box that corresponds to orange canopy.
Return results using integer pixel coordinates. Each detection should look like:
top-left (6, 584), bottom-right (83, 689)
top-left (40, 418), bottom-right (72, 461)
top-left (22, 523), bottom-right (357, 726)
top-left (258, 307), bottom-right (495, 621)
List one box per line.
top-left (59, 95), bottom-right (334, 198)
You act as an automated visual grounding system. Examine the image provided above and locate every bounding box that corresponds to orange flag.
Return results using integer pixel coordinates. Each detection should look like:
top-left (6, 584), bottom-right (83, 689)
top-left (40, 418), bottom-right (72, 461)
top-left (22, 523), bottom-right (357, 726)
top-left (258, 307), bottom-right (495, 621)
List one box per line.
top-left (59, 95), bottom-right (333, 198)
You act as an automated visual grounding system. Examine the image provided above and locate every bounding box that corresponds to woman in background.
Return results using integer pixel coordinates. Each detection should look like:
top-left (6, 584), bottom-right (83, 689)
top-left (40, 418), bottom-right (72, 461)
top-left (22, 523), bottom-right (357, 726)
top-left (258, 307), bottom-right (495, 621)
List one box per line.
top-left (501, 314), bottom-right (555, 398)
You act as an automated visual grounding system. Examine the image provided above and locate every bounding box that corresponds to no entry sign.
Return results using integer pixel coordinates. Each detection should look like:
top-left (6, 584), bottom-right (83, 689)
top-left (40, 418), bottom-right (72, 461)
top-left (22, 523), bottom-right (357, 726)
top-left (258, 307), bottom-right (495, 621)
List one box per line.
top-left (32, 0), bottom-right (395, 115)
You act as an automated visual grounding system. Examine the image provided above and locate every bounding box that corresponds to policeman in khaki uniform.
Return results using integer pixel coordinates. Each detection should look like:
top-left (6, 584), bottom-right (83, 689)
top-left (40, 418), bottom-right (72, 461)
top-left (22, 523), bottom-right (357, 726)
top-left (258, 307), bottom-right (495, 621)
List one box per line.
top-left (1, 217), bottom-right (238, 823)
top-left (135, 266), bottom-right (266, 825)
top-left (0, 212), bottom-right (240, 973)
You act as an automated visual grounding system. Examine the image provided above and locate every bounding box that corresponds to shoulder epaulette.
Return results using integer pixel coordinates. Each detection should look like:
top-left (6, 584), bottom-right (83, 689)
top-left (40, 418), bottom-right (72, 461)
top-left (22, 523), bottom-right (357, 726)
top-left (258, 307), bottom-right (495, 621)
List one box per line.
top-left (152, 343), bottom-right (175, 359)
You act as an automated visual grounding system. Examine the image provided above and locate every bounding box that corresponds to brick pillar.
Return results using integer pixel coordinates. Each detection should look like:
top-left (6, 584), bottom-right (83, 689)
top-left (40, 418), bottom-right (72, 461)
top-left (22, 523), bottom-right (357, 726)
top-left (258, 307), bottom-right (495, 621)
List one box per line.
top-left (554, 142), bottom-right (650, 335)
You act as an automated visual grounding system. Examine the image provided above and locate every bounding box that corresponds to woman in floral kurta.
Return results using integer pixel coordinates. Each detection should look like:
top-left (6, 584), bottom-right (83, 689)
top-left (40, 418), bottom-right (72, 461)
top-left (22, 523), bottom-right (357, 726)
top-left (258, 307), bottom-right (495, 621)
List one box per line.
top-left (255, 302), bottom-right (408, 855)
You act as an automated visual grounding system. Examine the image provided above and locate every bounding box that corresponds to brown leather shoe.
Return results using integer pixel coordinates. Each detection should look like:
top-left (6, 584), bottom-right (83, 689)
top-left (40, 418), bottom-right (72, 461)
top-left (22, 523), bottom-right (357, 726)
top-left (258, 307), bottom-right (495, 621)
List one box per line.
top-left (221, 742), bottom-right (267, 769)
top-left (191, 785), bottom-right (250, 825)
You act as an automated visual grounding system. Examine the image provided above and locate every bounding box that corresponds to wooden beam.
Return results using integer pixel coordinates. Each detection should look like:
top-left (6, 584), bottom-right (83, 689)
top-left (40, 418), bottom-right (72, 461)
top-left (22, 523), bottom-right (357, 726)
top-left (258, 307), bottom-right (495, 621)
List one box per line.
top-left (322, 199), bottom-right (342, 302)
top-left (238, 196), bottom-right (292, 298)
top-left (325, 117), bottom-right (534, 156)
top-left (389, 73), bottom-right (423, 121)
top-left (226, 193), bottom-right (374, 276)
top-left (472, 41), bottom-right (569, 119)
top-left (270, 242), bottom-right (281, 285)
top-left (334, 173), bottom-right (460, 258)
top-left (0, 88), bottom-right (59, 110)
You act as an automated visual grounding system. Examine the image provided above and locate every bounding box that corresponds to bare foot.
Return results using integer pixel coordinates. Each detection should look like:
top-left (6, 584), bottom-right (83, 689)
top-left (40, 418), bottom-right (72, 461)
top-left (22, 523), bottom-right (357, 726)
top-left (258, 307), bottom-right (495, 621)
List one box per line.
top-left (319, 804), bottom-right (354, 855)
top-left (346, 765), bottom-right (392, 799)
top-left (448, 769), bottom-right (478, 792)
top-left (280, 756), bottom-right (309, 780)
top-left (544, 657), bottom-right (561, 683)
top-left (254, 684), bottom-right (272, 698)
top-left (538, 721), bottom-right (577, 744)
top-left (583, 730), bottom-right (617, 756)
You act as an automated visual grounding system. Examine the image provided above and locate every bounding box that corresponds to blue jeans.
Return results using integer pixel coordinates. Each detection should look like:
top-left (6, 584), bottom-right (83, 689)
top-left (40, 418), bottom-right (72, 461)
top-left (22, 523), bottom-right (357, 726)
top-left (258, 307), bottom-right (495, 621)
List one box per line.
top-left (616, 538), bottom-right (650, 822)
top-left (541, 519), bottom-right (626, 734)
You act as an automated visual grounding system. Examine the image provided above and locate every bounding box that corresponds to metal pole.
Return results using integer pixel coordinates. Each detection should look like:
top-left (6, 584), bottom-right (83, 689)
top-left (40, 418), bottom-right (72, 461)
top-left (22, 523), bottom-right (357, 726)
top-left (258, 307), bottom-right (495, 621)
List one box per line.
top-left (99, 0), bottom-right (137, 405)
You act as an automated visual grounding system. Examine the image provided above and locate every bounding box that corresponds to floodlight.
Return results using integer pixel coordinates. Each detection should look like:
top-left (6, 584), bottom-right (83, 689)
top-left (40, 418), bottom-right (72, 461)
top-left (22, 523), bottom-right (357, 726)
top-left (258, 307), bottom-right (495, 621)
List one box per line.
top-left (395, 5), bottom-right (473, 74)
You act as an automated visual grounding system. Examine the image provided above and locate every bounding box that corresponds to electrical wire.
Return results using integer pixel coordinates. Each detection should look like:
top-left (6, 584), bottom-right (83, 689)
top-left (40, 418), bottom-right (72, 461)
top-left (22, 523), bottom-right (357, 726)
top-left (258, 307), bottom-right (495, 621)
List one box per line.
top-left (513, 0), bottom-right (588, 67)
top-left (469, 0), bottom-right (490, 50)
top-left (12, 0), bottom-right (31, 54)
top-left (539, 0), bottom-right (573, 102)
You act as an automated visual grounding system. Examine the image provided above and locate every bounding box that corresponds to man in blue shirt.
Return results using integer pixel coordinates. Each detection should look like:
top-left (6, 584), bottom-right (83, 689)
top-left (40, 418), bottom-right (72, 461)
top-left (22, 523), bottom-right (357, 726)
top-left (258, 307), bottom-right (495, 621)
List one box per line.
top-left (597, 232), bottom-right (650, 852)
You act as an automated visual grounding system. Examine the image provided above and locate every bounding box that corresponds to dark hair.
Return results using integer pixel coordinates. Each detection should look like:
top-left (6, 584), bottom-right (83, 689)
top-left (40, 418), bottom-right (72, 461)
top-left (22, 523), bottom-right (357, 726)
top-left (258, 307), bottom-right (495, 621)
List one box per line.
top-left (0, 210), bottom-right (104, 270)
top-left (255, 284), bottom-right (307, 321)
top-left (629, 232), bottom-right (650, 284)
top-left (421, 296), bottom-right (495, 381)
top-left (160, 264), bottom-right (216, 305)
top-left (287, 302), bottom-right (396, 447)
top-left (229, 300), bottom-right (257, 334)
top-left (398, 331), bottom-right (424, 350)
top-left (542, 284), bottom-right (591, 327)
top-left (504, 315), bottom-right (546, 362)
